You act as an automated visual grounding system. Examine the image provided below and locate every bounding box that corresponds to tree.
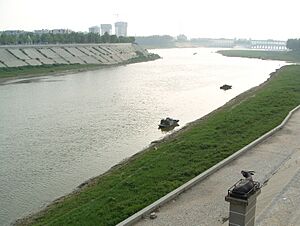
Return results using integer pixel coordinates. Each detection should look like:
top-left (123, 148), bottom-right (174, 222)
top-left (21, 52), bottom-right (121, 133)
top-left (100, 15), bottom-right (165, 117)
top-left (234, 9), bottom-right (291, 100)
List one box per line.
top-left (287, 39), bottom-right (300, 51)
top-left (110, 35), bottom-right (119, 43)
top-left (100, 32), bottom-right (111, 43)
top-left (0, 31), bottom-right (136, 45)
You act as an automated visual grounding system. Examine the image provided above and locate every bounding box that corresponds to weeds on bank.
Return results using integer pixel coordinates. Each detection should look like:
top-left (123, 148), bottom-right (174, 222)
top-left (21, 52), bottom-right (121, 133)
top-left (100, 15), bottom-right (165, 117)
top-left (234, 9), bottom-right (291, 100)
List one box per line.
top-left (217, 50), bottom-right (300, 63)
top-left (24, 65), bottom-right (300, 226)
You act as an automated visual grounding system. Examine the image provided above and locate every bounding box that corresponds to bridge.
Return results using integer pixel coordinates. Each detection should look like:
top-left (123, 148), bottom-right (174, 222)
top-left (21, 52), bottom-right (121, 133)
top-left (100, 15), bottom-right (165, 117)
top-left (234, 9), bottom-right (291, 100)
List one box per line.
top-left (251, 40), bottom-right (287, 50)
top-left (192, 38), bottom-right (288, 50)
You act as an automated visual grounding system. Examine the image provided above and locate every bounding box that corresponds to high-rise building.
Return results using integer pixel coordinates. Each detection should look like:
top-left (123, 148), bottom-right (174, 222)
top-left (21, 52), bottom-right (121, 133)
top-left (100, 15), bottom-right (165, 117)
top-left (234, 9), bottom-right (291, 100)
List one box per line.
top-left (89, 26), bottom-right (100, 34)
top-left (114, 22), bottom-right (127, 37)
top-left (100, 24), bottom-right (112, 36)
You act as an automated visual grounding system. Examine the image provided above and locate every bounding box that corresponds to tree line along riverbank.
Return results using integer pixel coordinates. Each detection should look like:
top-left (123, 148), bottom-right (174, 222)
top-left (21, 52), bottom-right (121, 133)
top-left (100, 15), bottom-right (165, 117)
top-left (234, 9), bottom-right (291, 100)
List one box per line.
top-left (16, 50), bottom-right (300, 226)
top-left (0, 32), bottom-right (135, 45)
top-left (217, 49), bottom-right (300, 63)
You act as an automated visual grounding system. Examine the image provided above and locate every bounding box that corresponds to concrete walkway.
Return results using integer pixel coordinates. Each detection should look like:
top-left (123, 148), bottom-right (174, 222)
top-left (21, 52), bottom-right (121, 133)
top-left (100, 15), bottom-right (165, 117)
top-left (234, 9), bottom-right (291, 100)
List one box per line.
top-left (135, 108), bottom-right (300, 226)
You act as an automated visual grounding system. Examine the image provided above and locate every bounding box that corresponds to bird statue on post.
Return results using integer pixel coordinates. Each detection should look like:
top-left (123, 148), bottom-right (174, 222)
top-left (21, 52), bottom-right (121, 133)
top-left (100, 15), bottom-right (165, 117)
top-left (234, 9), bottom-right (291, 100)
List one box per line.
top-left (241, 170), bottom-right (255, 181)
top-left (231, 170), bottom-right (256, 198)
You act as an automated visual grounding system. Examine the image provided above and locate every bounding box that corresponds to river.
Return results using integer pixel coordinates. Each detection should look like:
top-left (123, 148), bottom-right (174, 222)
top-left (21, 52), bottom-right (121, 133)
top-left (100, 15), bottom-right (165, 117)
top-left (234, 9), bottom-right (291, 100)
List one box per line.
top-left (0, 48), bottom-right (284, 225)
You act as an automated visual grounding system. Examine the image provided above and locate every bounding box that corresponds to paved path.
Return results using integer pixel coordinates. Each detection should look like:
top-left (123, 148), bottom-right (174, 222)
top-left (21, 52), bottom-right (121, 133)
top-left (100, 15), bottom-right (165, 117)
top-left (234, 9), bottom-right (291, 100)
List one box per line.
top-left (135, 108), bottom-right (300, 226)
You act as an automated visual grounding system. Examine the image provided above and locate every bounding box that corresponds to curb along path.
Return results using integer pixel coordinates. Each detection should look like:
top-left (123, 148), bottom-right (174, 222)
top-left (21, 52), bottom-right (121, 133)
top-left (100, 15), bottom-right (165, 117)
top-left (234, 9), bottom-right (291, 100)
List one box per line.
top-left (119, 105), bottom-right (300, 226)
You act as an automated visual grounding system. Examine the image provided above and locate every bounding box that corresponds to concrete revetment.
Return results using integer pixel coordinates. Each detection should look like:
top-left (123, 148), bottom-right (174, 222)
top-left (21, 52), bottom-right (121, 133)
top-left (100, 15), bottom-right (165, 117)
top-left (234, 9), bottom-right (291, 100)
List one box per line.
top-left (0, 43), bottom-right (150, 68)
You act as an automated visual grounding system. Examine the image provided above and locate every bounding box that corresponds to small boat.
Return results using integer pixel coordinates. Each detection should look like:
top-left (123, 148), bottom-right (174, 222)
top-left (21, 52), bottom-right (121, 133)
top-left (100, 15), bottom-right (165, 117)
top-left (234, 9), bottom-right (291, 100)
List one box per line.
top-left (220, 84), bottom-right (232, 90)
top-left (158, 117), bottom-right (179, 130)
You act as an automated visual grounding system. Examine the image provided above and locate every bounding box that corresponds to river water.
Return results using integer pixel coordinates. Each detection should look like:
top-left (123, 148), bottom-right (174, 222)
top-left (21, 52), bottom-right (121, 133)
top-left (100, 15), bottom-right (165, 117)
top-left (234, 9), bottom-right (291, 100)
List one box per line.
top-left (0, 48), bottom-right (284, 225)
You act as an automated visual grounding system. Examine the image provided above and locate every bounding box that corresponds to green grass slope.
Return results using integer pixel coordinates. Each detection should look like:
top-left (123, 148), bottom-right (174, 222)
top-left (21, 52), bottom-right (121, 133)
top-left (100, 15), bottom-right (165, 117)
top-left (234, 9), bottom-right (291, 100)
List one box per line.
top-left (19, 65), bottom-right (300, 226)
top-left (218, 50), bottom-right (300, 63)
top-left (0, 64), bottom-right (103, 78)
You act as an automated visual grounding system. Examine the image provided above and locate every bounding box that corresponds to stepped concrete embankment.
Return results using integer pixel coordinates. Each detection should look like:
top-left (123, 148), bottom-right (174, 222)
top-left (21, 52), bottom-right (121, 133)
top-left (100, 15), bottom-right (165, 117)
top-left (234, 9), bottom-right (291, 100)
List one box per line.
top-left (0, 43), bottom-right (150, 67)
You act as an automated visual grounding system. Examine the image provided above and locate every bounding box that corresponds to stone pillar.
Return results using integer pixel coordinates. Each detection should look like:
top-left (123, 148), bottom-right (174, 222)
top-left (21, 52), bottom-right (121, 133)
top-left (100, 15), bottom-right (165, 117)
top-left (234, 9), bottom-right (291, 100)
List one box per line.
top-left (225, 189), bottom-right (261, 226)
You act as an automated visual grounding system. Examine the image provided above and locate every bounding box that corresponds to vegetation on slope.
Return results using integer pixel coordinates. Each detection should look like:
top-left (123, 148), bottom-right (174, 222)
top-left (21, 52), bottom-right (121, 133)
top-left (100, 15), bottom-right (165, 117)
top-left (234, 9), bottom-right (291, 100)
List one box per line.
top-left (217, 49), bottom-right (300, 63)
top-left (19, 65), bottom-right (300, 226)
top-left (0, 53), bottom-right (160, 79)
top-left (0, 64), bottom-right (103, 78)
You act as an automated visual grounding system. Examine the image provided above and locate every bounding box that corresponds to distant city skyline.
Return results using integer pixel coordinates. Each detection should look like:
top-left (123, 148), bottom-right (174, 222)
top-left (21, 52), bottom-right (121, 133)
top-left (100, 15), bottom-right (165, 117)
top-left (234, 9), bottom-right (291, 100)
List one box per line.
top-left (0, 0), bottom-right (299, 40)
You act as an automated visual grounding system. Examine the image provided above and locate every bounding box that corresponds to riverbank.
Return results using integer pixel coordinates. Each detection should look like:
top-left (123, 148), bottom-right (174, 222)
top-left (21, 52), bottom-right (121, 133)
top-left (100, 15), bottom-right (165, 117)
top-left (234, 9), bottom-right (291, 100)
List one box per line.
top-left (0, 64), bottom-right (103, 81)
top-left (135, 105), bottom-right (300, 226)
top-left (0, 43), bottom-right (160, 83)
top-left (0, 53), bottom-right (160, 83)
top-left (217, 49), bottom-right (300, 63)
top-left (16, 63), bottom-right (300, 226)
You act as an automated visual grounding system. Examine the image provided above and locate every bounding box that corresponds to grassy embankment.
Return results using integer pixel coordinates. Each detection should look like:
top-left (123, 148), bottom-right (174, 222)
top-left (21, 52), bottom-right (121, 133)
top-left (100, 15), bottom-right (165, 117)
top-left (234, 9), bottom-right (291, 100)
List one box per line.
top-left (217, 49), bottom-right (300, 62)
top-left (19, 61), bottom-right (300, 225)
top-left (0, 64), bottom-right (103, 79)
top-left (0, 52), bottom-right (160, 79)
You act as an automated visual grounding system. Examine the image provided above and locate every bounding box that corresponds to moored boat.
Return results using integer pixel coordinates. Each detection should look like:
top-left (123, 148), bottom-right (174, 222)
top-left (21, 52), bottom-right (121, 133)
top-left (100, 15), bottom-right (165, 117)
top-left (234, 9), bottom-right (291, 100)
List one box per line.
top-left (158, 117), bottom-right (179, 130)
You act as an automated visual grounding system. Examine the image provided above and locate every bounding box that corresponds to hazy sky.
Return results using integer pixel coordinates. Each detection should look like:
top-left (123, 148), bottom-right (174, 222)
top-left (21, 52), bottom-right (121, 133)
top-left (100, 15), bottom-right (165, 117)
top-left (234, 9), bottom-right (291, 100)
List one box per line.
top-left (0, 0), bottom-right (299, 40)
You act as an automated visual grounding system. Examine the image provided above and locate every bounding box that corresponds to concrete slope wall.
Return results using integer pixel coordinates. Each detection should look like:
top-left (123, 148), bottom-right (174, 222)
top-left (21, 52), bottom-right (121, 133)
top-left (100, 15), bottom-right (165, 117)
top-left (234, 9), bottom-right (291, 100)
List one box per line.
top-left (0, 43), bottom-right (149, 68)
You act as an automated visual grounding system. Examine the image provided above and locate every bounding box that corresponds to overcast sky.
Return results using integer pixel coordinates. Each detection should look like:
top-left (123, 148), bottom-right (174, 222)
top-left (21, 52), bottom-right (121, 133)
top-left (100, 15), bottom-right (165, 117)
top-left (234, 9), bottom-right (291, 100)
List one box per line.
top-left (0, 0), bottom-right (299, 40)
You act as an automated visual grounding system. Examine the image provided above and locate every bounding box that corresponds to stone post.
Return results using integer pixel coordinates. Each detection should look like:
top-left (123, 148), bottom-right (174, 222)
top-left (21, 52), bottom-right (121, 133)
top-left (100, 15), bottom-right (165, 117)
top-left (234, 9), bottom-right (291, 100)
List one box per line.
top-left (225, 188), bottom-right (261, 226)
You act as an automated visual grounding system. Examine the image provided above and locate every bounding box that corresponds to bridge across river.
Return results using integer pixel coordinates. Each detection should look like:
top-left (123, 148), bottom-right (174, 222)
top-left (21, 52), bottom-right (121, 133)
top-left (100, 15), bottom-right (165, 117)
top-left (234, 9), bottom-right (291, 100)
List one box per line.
top-left (195, 39), bottom-right (288, 50)
top-left (251, 40), bottom-right (287, 50)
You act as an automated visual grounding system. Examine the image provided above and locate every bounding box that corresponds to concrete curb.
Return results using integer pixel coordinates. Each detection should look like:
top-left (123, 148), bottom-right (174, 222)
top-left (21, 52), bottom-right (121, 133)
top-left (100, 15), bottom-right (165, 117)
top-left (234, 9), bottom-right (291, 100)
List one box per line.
top-left (116, 105), bottom-right (300, 226)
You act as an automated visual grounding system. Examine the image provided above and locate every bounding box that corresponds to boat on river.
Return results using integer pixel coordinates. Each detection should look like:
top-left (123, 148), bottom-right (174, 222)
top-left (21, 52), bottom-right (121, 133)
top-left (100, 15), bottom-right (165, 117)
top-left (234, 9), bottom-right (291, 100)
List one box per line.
top-left (158, 117), bottom-right (179, 130)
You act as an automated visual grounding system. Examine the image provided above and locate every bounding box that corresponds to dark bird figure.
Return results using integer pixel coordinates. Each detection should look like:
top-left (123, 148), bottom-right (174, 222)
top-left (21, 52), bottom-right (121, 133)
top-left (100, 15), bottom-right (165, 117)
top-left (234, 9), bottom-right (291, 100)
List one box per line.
top-left (220, 84), bottom-right (232, 90)
top-left (231, 170), bottom-right (257, 199)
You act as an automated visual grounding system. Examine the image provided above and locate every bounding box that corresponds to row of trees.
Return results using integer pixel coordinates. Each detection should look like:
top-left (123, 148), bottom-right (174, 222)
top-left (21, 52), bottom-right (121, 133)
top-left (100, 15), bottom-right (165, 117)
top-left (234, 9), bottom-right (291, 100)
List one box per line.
top-left (287, 39), bottom-right (300, 51)
top-left (135, 35), bottom-right (175, 48)
top-left (0, 32), bottom-right (135, 45)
